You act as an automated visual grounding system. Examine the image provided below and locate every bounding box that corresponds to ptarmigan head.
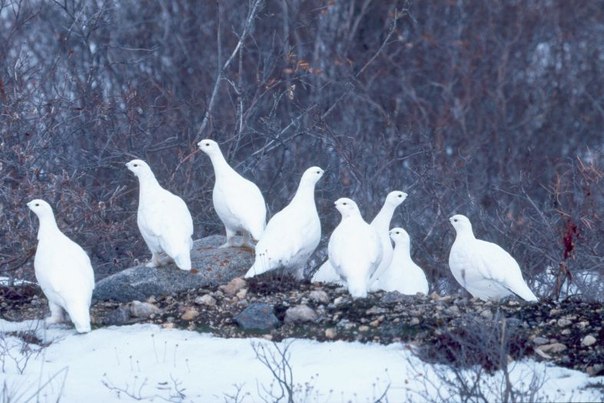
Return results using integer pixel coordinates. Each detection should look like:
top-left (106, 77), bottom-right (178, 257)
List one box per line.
top-left (389, 227), bottom-right (410, 247)
top-left (27, 199), bottom-right (54, 219)
top-left (197, 139), bottom-right (220, 156)
top-left (385, 190), bottom-right (408, 207)
top-left (449, 214), bottom-right (473, 234)
top-left (334, 197), bottom-right (360, 219)
top-left (301, 166), bottom-right (324, 185)
top-left (125, 159), bottom-right (153, 178)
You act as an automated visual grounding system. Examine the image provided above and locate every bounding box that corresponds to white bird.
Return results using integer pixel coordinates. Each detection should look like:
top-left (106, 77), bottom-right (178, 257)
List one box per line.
top-left (328, 198), bottom-right (382, 298)
top-left (448, 214), bottom-right (538, 301)
top-left (368, 191), bottom-right (408, 287)
top-left (312, 190), bottom-right (407, 286)
top-left (126, 159), bottom-right (194, 271)
top-left (245, 166), bottom-right (324, 280)
top-left (197, 139), bottom-right (266, 248)
top-left (375, 228), bottom-right (428, 295)
top-left (27, 199), bottom-right (95, 333)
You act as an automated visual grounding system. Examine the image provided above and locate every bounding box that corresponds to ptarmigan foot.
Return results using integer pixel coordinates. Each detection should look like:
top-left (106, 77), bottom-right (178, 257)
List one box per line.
top-left (46, 302), bottom-right (65, 325)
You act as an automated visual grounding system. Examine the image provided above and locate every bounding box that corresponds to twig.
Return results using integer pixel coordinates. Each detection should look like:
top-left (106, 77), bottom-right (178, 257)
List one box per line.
top-left (197, 0), bottom-right (263, 138)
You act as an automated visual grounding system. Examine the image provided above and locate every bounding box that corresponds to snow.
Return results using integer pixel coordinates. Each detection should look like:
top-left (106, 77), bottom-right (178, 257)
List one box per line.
top-left (0, 319), bottom-right (602, 402)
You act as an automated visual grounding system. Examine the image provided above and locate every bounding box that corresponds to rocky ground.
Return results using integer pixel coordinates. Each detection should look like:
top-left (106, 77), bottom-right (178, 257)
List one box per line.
top-left (1, 274), bottom-right (602, 378)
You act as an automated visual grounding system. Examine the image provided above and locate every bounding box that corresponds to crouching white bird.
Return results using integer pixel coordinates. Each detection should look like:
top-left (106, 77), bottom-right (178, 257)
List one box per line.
top-left (126, 159), bottom-right (194, 271)
top-left (448, 214), bottom-right (538, 302)
top-left (27, 199), bottom-right (95, 333)
top-left (312, 190), bottom-right (407, 286)
top-left (245, 166), bottom-right (324, 280)
top-left (197, 139), bottom-right (266, 248)
top-left (376, 228), bottom-right (428, 295)
top-left (328, 198), bottom-right (382, 298)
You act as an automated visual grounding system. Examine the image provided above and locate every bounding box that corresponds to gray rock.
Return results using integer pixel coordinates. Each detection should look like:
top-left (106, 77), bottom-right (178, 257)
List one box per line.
top-left (220, 277), bottom-right (247, 296)
top-left (309, 290), bottom-right (330, 304)
top-left (93, 236), bottom-right (255, 302)
top-left (195, 294), bottom-right (216, 306)
top-left (538, 342), bottom-right (567, 354)
top-left (234, 303), bottom-right (280, 330)
top-left (129, 301), bottom-right (161, 318)
top-left (181, 307), bottom-right (199, 321)
top-left (98, 306), bottom-right (131, 326)
top-left (532, 336), bottom-right (549, 346)
top-left (581, 335), bottom-right (596, 347)
top-left (380, 291), bottom-right (411, 304)
top-left (284, 304), bottom-right (318, 323)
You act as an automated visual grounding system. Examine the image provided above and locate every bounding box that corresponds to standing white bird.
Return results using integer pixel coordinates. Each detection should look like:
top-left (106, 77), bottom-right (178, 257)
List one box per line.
top-left (376, 228), bottom-right (429, 295)
top-left (368, 191), bottom-right (408, 287)
top-left (245, 166), bottom-right (324, 280)
top-left (448, 214), bottom-right (538, 301)
top-left (328, 198), bottom-right (382, 298)
top-left (197, 139), bottom-right (266, 248)
top-left (312, 190), bottom-right (407, 286)
top-left (27, 199), bottom-right (95, 333)
top-left (126, 159), bottom-right (194, 271)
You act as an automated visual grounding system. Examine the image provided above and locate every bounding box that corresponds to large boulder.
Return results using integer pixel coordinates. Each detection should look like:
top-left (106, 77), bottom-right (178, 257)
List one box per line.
top-left (93, 235), bottom-right (254, 302)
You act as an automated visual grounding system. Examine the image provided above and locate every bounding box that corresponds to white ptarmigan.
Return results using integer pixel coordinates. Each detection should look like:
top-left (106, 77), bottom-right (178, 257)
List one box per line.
top-left (377, 227), bottom-right (429, 295)
top-left (197, 139), bottom-right (266, 248)
top-left (27, 199), bottom-right (95, 333)
top-left (448, 214), bottom-right (538, 301)
top-left (328, 198), bottom-right (382, 298)
top-left (245, 166), bottom-right (324, 280)
top-left (126, 159), bottom-right (194, 271)
top-left (368, 191), bottom-right (408, 288)
top-left (311, 190), bottom-right (407, 286)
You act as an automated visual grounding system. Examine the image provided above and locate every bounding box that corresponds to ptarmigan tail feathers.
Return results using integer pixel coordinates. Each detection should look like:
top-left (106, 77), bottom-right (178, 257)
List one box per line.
top-left (347, 276), bottom-right (369, 299)
top-left (66, 303), bottom-right (92, 333)
top-left (173, 250), bottom-right (192, 271)
top-left (510, 282), bottom-right (538, 302)
top-left (311, 261), bottom-right (344, 284)
top-left (161, 233), bottom-right (193, 271)
top-left (244, 259), bottom-right (268, 278)
top-left (248, 223), bottom-right (265, 242)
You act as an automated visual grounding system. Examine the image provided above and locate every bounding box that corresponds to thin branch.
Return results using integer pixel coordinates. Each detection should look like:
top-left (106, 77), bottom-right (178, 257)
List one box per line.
top-left (197, 0), bottom-right (263, 138)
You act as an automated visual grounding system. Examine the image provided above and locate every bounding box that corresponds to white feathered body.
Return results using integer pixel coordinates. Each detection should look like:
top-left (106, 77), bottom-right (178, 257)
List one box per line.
top-left (448, 216), bottom-right (537, 302)
top-left (212, 168), bottom-right (266, 241)
top-left (311, 260), bottom-right (345, 285)
top-left (313, 191), bottom-right (406, 287)
top-left (377, 228), bottom-right (428, 295)
top-left (329, 200), bottom-right (382, 298)
top-left (29, 200), bottom-right (95, 333)
top-left (137, 186), bottom-right (194, 270)
top-left (200, 140), bottom-right (266, 243)
top-left (245, 167), bottom-right (323, 279)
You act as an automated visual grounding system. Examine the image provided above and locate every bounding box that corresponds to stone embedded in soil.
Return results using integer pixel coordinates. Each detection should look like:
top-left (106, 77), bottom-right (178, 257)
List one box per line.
top-left (234, 303), bottom-right (280, 330)
top-left (181, 307), bottom-right (200, 321)
top-left (538, 343), bottom-right (568, 354)
top-left (220, 277), bottom-right (247, 296)
top-left (532, 336), bottom-right (549, 346)
top-left (99, 306), bottom-right (130, 326)
top-left (557, 318), bottom-right (572, 327)
top-left (309, 290), bottom-right (330, 304)
top-left (581, 335), bottom-right (596, 347)
top-left (284, 304), bottom-right (318, 323)
top-left (325, 328), bottom-right (337, 339)
top-left (195, 294), bottom-right (216, 306)
top-left (129, 301), bottom-right (161, 318)
top-left (380, 291), bottom-right (409, 304)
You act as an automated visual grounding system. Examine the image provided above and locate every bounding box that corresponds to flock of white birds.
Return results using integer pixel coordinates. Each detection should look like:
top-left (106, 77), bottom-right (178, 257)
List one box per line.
top-left (26, 139), bottom-right (537, 333)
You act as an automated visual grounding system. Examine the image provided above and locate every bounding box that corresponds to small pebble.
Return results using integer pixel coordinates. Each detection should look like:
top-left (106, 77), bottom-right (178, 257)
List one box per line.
top-left (581, 335), bottom-right (596, 347)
